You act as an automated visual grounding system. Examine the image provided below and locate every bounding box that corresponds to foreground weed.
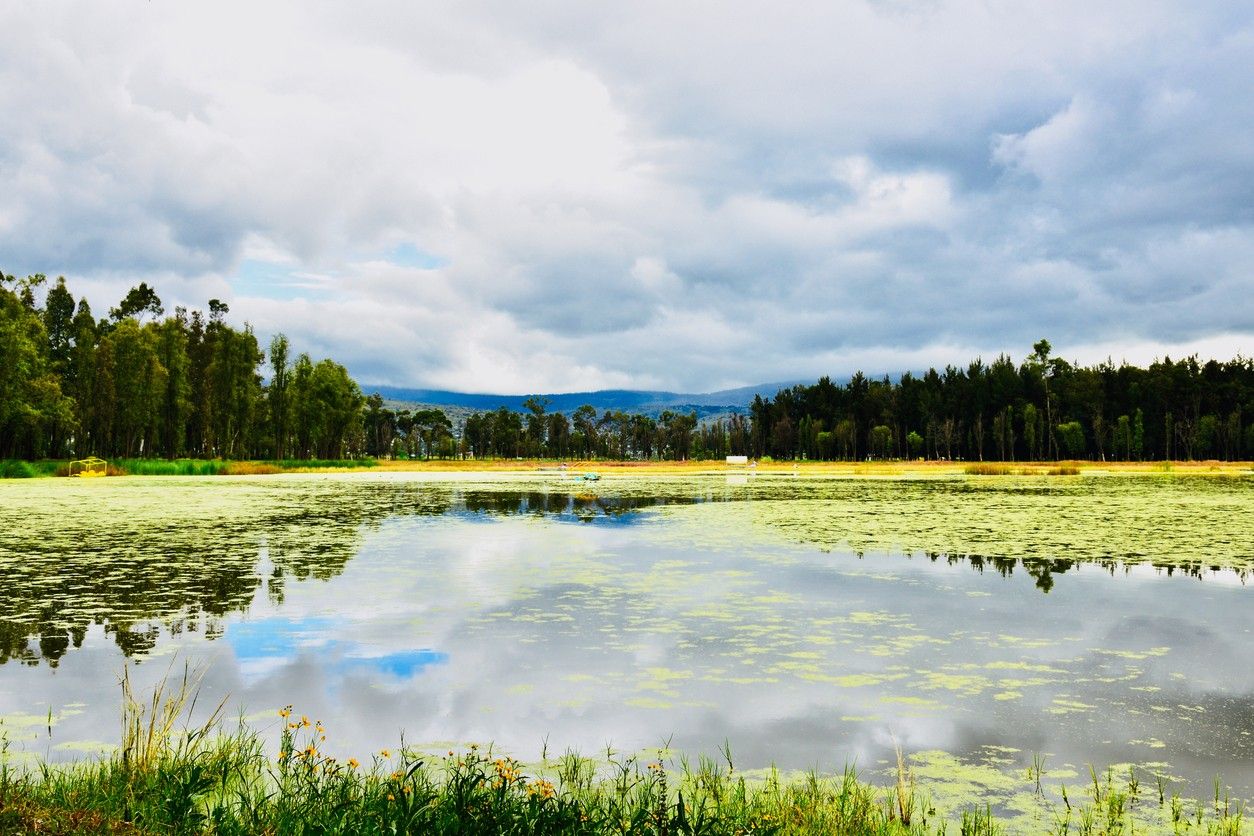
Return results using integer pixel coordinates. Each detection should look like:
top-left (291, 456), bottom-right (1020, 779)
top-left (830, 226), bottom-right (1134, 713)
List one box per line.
top-left (1, 673), bottom-right (1250, 834)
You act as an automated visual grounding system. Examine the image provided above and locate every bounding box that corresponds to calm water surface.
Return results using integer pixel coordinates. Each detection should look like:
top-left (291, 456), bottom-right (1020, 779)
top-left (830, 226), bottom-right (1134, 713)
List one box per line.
top-left (1, 472), bottom-right (1251, 801)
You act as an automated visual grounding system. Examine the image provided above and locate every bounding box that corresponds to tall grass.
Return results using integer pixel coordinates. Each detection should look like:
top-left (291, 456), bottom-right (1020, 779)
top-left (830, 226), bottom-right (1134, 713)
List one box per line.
top-left (0, 460), bottom-right (39, 478)
top-left (113, 458), bottom-right (380, 475)
top-left (964, 462), bottom-right (1083, 476)
top-left (267, 458), bottom-right (378, 470)
top-left (0, 458), bottom-right (380, 478)
top-left (0, 673), bottom-right (1247, 834)
top-left (964, 463), bottom-right (1018, 476)
top-left (110, 459), bottom-right (230, 476)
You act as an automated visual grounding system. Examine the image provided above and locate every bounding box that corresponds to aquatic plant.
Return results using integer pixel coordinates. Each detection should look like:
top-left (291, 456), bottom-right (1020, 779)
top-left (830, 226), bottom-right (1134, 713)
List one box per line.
top-left (1, 674), bottom-right (1249, 834)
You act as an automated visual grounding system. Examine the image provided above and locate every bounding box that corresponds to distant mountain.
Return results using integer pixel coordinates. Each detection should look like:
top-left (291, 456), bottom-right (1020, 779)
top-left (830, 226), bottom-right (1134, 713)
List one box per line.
top-left (363, 381), bottom-right (812, 417)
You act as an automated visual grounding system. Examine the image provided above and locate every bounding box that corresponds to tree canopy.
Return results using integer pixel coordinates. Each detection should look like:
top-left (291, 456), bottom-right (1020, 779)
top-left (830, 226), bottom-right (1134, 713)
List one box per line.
top-left (2, 271), bottom-right (1250, 463)
top-left (0, 273), bottom-right (366, 460)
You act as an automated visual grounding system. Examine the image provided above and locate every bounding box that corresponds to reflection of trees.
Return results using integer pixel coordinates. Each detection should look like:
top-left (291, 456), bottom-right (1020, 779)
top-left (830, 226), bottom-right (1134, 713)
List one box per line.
top-left (458, 490), bottom-right (685, 521)
top-left (9, 477), bottom-right (1240, 667)
top-left (925, 552), bottom-right (1246, 593)
top-left (0, 483), bottom-right (445, 667)
top-left (0, 483), bottom-right (692, 667)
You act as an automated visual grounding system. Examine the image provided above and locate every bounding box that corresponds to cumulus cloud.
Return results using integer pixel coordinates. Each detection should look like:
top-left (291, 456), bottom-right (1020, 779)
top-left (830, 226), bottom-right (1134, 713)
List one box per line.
top-left (0, 0), bottom-right (1249, 392)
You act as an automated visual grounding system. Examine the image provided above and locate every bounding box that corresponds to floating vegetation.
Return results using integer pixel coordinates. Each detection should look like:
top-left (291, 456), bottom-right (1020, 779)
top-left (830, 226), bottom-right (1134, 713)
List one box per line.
top-left (1, 472), bottom-right (1252, 815)
top-left (2, 678), bottom-right (1250, 835)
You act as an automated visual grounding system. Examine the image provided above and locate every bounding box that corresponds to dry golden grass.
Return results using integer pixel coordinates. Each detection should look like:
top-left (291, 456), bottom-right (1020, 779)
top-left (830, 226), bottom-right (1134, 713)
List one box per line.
top-left (369, 458), bottom-right (1250, 477)
top-left (223, 461), bottom-right (282, 475)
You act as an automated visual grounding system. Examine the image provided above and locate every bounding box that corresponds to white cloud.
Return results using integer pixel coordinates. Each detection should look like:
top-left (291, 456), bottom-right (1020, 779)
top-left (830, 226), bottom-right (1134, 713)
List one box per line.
top-left (1, 0), bottom-right (1250, 393)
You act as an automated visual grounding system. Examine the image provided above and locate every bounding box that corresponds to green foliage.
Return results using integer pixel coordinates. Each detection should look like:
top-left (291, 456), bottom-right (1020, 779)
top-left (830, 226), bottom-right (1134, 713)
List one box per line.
top-left (462, 406), bottom-right (707, 461)
top-left (108, 281), bottom-right (163, 323)
top-left (0, 274), bottom-right (376, 463)
top-left (906, 431), bottom-right (923, 457)
top-left (0, 283), bottom-right (76, 459)
top-left (110, 458), bottom-right (229, 476)
top-left (745, 346), bottom-right (1252, 463)
top-left (0, 458), bottom-right (379, 478)
top-left (5, 274), bottom-right (1254, 465)
top-left (267, 458), bottom-right (377, 470)
top-left (0, 459), bottom-right (38, 478)
top-left (1055, 422), bottom-right (1086, 458)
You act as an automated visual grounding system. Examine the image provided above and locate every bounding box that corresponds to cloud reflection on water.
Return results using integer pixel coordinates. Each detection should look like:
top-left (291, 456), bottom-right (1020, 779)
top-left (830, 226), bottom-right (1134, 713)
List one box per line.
top-left (0, 473), bottom-right (1251, 800)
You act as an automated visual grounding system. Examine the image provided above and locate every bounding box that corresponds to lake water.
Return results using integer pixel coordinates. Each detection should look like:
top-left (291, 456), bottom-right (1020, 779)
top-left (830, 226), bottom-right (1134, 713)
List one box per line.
top-left (1, 472), bottom-right (1252, 807)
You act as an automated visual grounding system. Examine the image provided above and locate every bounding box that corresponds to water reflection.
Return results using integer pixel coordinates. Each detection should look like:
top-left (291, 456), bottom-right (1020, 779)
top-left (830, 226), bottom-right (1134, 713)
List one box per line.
top-left (1, 475), bottom-right (1249, 668)
top-left (1, 473), bottom-right (1252, 800)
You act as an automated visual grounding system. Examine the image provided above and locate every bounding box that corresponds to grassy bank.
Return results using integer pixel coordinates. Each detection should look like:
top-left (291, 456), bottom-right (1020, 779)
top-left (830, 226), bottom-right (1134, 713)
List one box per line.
top-left (2, 457), bottom-right (1250, 479)
top-left (373, 458), bottom-right (1252, 477)
top-left (0, 458), bottom-right (377, 478)
top-left (0, 674), bottom-right (1247, 835)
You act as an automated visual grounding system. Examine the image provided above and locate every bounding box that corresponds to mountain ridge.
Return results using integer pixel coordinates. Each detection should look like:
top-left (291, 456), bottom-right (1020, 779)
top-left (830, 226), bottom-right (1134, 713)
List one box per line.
top-left (363, 381), bottom-right (813, 415)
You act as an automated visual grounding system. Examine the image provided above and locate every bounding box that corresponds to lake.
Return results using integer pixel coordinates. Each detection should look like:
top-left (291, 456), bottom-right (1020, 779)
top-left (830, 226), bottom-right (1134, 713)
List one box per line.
top-left (1, 471), bottom-right (1251, 811)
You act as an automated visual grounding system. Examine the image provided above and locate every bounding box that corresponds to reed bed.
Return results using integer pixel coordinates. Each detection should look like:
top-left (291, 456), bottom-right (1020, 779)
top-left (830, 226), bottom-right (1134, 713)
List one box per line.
top-left (964, 462), bottom-right (1083, 476)
top-left (963, 463), bottom-right (1019, 476)
top-left (109, 459), bottom-right (230, 476)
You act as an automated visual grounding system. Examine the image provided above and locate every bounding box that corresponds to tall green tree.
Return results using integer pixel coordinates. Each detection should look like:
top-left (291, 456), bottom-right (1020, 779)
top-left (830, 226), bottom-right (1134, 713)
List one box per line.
top-left (269, 334), bottom-right (292, 459)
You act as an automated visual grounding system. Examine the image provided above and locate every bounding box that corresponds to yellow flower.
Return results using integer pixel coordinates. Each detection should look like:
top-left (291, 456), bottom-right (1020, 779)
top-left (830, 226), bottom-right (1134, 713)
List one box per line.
top-left (278, 707), bottom-right (291, 719)
top-left (387, 793), bottom-right (395, 801)
top-left (347, 758), bottom-right (360, 769)
top-left (380, 749), bottom-right (391, 758)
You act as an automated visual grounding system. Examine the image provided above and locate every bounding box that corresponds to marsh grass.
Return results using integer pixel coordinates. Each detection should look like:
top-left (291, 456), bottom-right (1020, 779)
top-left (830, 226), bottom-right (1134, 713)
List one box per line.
top-left (267, 457), bottom-right (378, 471)
top-left (0, 460), bottom-right (38, 478)
top-left (964, 462), bottom-right (1082, 476)
top-left (1, 674), bottom-right (1249, 835)
top-left (222, 461), bottom-right (283, 475)
top-left (0, 459), bottom-right (62, 478)
top-left (964, 463), bottom-right (1018, 476)
top-left (110, 459), bottom-right (230, 476)
top-left (0, 458), bottom-right (379, 478)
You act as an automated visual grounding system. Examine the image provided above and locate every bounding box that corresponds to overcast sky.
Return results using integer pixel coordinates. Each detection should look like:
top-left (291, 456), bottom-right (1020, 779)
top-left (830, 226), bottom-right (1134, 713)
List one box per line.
top-left (2, 1), bottom-right (1251, 393)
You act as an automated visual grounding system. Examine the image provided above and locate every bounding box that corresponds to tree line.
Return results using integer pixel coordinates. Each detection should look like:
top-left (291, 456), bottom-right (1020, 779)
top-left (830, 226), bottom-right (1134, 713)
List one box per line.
top-left (377, 340), bottom-right (1253, 463)
top-left (358, 397), bottom-right (708, 461)
top-left (5, 272), bottom-right (1250, 463)
top-left (745, 340), bottom-right (1253, 462)
top-left (1, 273), bottom-right (365, 460)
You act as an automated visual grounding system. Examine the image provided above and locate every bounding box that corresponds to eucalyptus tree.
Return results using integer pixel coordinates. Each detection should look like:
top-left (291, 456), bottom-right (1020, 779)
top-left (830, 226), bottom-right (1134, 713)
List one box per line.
top-left (523, 396), bottom-right (549, 456)
top-left (269, 334), bottom-right (292, 459)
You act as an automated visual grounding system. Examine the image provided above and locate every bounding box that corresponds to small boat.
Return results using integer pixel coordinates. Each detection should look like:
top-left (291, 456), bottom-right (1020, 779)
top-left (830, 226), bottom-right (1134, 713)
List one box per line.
top-left (582, 472), bottom-right (600, 481)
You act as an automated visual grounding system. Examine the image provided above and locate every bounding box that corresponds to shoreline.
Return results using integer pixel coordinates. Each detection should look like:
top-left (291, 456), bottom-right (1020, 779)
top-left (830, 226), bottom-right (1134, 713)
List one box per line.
top-left (2, 457), bottom-right (1251, 479)
top-left (2, 704), bottom-right (1247, 835)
